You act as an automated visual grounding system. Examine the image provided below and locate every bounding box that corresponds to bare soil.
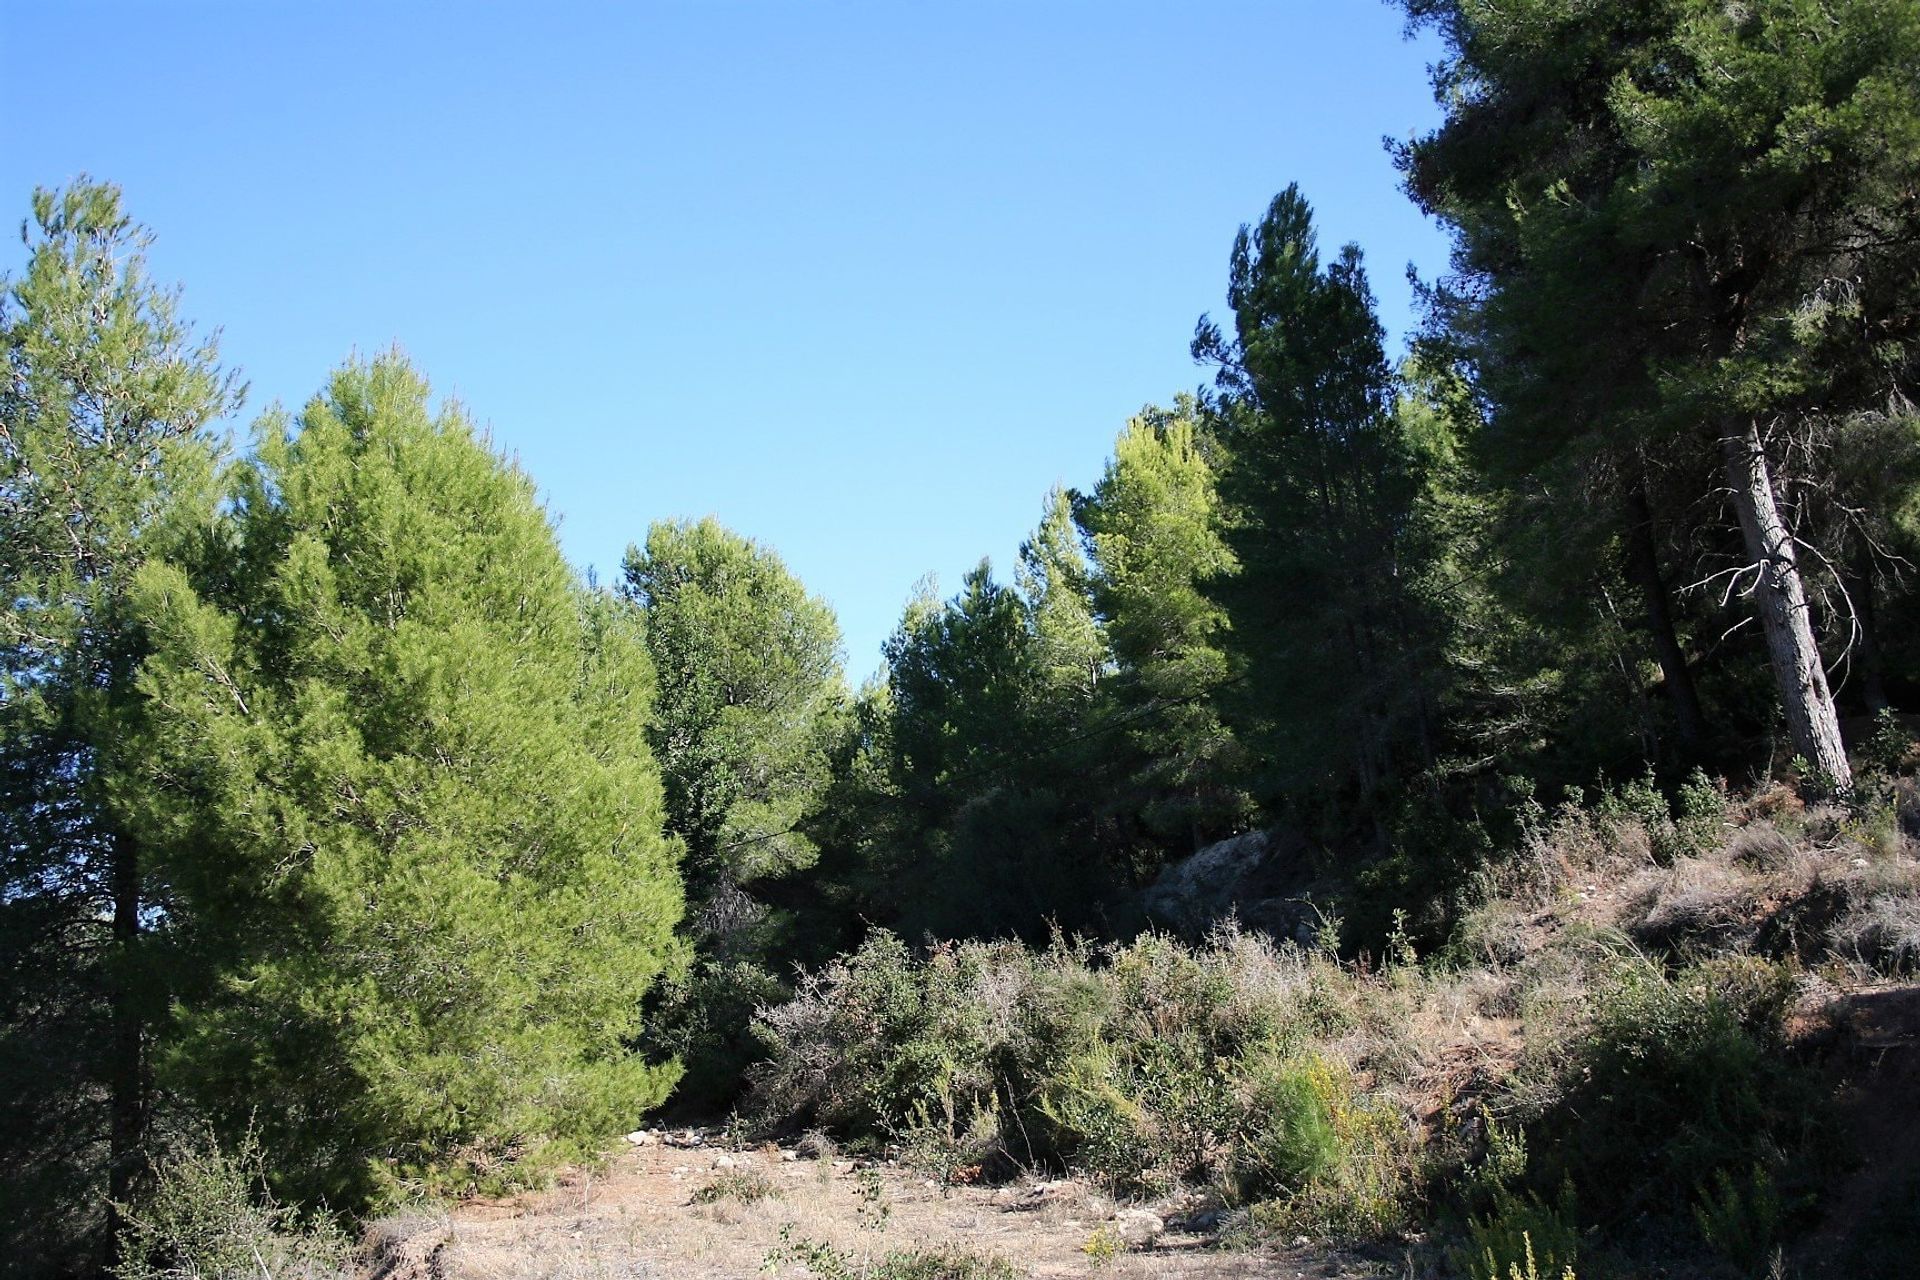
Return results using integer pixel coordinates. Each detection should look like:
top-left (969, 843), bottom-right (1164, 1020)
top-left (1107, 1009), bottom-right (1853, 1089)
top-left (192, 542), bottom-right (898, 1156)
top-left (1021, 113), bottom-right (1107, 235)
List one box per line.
top-left (363, 1130), bottom-right (1386, 1280)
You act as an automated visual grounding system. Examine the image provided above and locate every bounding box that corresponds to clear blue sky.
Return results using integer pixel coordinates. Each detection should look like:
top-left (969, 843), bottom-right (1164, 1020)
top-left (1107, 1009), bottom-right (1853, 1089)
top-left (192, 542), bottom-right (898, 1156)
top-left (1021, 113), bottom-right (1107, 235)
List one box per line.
top-left (2, 2), bottom-right (1450, 677)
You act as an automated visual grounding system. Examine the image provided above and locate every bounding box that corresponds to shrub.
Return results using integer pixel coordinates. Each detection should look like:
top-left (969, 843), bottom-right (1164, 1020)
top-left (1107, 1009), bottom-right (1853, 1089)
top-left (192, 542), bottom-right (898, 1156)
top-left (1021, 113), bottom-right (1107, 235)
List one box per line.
top-left (1242, 1053), bottom-right (1415, 1238)
top-left (1526, 959), bottom-right (1825, 1227)
top-left (691, 1169), bottom-right (779, 1205)
top-left (1829, 893), bottom-right (1920, 975)
top-left (646, 958), bottom-right (789, 1112)
top-left (1693, 1164), bottom-right (1784, 1278)
top-left (764, 1230), bottom-right (1014, 1280)
top-left (113, 1131), bottom-right (351, 1280)
top-left (748, 925), bottom-right (1420, 1239)
top-left (747, 931), bottom-right (1008, 1143)
top-left (1454, 1184), bottom-right (1578, 1280)
top-left (1227, 1050), bottom-right (1339, 1197)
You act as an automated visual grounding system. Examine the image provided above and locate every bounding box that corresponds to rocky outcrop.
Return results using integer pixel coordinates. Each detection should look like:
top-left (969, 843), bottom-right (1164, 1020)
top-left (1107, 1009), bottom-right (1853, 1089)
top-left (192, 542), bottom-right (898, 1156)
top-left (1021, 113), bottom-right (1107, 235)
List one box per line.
top-left (1139, 829), bottom-right (1321, 943)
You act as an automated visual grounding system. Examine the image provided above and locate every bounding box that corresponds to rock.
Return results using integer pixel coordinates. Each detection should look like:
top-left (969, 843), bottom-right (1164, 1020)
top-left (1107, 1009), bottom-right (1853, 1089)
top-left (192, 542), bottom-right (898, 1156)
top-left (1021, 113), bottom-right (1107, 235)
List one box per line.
top-left (671, 1165), bottom-right (690, 1177)
top-left (624, 1129), bottom-right (657, 1146)
top-left (1175, 1208), bottom-right (1224, 1232)
top-left (1114, 1209), bottom-right (1164, 1245)
top-left (1139, 831), bottom-right (1319, 939)
top-left (780, 1150), bottom-right (799, 1162)
top-left (712, 1154), bottom-right (736, 1169)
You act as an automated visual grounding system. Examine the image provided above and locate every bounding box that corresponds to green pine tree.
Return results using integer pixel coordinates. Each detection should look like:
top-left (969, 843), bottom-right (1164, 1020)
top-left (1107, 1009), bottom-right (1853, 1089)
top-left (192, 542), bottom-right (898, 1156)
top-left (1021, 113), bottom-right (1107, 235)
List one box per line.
top-left (0, 178), bottom-right (239, 1272)
top-left (123, 355), bottom-right (685, 1206)
top-left (1079, 401), bottom-right (1250, 847)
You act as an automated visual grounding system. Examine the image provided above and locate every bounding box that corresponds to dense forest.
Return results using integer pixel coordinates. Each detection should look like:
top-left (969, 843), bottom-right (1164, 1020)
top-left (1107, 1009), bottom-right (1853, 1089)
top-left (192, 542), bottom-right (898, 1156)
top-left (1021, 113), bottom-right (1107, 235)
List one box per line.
top-left (5, 3), bottom-right (1920, 1278)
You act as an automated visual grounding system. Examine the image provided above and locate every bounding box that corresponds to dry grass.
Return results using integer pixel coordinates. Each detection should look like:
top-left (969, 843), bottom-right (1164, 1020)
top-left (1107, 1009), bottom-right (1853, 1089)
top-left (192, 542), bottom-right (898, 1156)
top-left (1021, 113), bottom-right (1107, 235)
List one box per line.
top-left (362, 1136), bottom-right (1381, 1280)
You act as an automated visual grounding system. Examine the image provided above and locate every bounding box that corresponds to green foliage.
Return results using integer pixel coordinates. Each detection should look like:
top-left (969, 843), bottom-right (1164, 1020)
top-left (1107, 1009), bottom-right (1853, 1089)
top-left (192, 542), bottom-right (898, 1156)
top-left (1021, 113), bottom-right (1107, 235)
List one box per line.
top-left (1693, 1164), bottom-right (1785, 1279)
top-left (645, 958), bottom-right (789, 1114)
top-left (865, 562), bottom-right (1119, 941)
top-left (621, 517), bottom-right (845, 948)
top-left (1194, 185), bottom-right (1451, 812)
top-left (1080, 403), bottom-right (1251, 844)
top-left (1398, 0), bottom-right (1920, 776)
top-left (1455, 1184), bottom-right (1578, 1280)
top-left (1526, 959), bottom-right (1824, 1228)
top-left (0, 176), bottom-right (240, 1271)
top-left (1594, 769), bottom-right (1726, 865)
top-left (111, 1130), bottom-right (350, 1280)
top-left (128, 355), bottom-right (685, 1205)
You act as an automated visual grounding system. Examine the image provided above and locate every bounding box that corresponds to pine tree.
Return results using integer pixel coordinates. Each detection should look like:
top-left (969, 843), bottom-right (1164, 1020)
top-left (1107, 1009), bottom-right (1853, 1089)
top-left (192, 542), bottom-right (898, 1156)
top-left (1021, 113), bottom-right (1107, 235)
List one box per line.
top-left (0, 179), bottom-right (239, 1270)
top-left (1017, 487), bottom-right (1106, 709)
top-left (620, 517), bottom-right (846, 952)
top-left (1079, 402), bottom-right (1249, 846)
top-left (1399, 0), bottom-right (1920, 791)
top-left (123, 355), bottom-right (684, 1205)
top-left (1194, 186), bottom-right (1444, 817)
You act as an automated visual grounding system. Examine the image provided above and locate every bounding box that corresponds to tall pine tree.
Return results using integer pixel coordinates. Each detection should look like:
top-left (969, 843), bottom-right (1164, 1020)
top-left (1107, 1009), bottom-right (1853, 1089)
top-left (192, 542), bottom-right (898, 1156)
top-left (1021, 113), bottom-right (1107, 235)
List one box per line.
top-left (0, 179), bottom-right (239, 1272)
top-left (124, 355), bottom-right (684, 1205)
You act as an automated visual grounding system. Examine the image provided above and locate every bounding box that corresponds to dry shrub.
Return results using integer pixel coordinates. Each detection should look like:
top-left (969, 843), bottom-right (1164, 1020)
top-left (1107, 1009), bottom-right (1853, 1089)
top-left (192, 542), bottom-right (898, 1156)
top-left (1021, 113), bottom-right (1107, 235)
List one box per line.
top-left (1728, 821), bottom-right (1799, 873)
top-left (748, 924), bottom-right (1422, 1239)
top-left (1829, 894), bottom-right (1920, 975)
top-left (1623, 857), bottom-right (1760, 957)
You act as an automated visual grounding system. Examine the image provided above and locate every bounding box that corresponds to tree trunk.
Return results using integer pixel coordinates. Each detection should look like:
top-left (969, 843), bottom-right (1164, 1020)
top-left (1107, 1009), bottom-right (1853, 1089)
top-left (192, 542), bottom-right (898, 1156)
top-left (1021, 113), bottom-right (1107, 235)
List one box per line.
top-left (1621, 481), bottom-right (1707, 756)
top-left (106, 829), bottom-right (147, 1260)
top-left (1721, 421), bottom-right (1853, 791)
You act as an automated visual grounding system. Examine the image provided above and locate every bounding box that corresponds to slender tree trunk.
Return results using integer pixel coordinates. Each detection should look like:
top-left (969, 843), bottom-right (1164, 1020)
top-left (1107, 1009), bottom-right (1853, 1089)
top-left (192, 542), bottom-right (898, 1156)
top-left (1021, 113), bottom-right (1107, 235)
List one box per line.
top-left (1621, 481), bottom-right (1707, 756)
top-left (106, 829), bottom-right (147, 1260)
top-left (1721, 421), bottom-right (1853, 791)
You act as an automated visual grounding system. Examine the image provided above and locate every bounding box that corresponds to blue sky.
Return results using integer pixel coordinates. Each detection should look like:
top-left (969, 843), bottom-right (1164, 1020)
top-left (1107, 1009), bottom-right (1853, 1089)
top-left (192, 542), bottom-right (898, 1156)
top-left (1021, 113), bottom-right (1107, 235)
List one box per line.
top-left (2, 2), bottom-right (1451, 677)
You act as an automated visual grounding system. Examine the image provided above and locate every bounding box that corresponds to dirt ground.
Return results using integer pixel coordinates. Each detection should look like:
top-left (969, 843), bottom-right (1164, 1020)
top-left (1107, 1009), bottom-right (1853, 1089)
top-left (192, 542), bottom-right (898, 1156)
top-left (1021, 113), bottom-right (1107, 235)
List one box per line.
top-left (362, 1129), bottom-right (1386, 1280)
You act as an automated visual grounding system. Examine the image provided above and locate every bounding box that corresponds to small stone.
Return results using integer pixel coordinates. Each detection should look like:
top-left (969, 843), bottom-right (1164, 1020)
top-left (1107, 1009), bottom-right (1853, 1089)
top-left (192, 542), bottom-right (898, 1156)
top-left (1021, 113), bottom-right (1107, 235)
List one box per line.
top-left (713, 1154), bottom-right (736, 1169)
top-left (780, 1150), bottom-right (799, 1162)
top-left (624, 1129), bottom-right (656, 1146)
top-left (671, 1165), bottom-right (689, 1177)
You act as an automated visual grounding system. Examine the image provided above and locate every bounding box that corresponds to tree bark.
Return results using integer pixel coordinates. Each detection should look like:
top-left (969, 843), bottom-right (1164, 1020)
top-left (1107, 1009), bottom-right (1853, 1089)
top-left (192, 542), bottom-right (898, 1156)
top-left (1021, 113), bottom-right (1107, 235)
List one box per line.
top-left (1621, 481), bottom-right (1707, 756)
top-left (1721, 421), bottom-right (1853, 792)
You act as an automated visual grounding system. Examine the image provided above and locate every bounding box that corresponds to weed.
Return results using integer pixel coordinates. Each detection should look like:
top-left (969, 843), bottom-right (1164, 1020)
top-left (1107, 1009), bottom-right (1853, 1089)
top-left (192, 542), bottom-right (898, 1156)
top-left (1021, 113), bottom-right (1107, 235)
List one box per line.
top-left (1080, 1224), bottom-right (1123, 1266)
top-left (693, 1169), bottom-right (780, 1205)
top-left (854, 1165), bottom-right (891, 1231)
top-left (1693, 1164), bottom-right (1783, 1278)
top-left (763, 1227), bottom-right (1014, 1280)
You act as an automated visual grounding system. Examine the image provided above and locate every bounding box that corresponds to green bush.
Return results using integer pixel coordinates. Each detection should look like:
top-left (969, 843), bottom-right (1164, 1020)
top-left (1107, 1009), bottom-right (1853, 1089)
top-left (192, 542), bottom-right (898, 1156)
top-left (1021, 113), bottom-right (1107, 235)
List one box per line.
top-left (113, 1131), bottom-right (350, 1280)
top-left (1228, 1049), bottom-right (1339, 1197)
top-left (1693, 1164), bottom-right (1784, 1278)
top-left (1527, 960), bottom-right (1825, 1227)
top-left (749, 926), bottom-right (1419, 1238)
top-left (646, 958), bottom-right (789, 1112)
top-left (1454, 1182), bottom-right (1578, 1280)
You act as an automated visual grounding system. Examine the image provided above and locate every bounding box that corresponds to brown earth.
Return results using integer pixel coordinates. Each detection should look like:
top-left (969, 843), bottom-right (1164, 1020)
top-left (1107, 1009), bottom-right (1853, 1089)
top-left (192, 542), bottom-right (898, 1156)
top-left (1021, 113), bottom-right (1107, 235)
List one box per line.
top-left (362, 1130), bottom-right (1389, 1280)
